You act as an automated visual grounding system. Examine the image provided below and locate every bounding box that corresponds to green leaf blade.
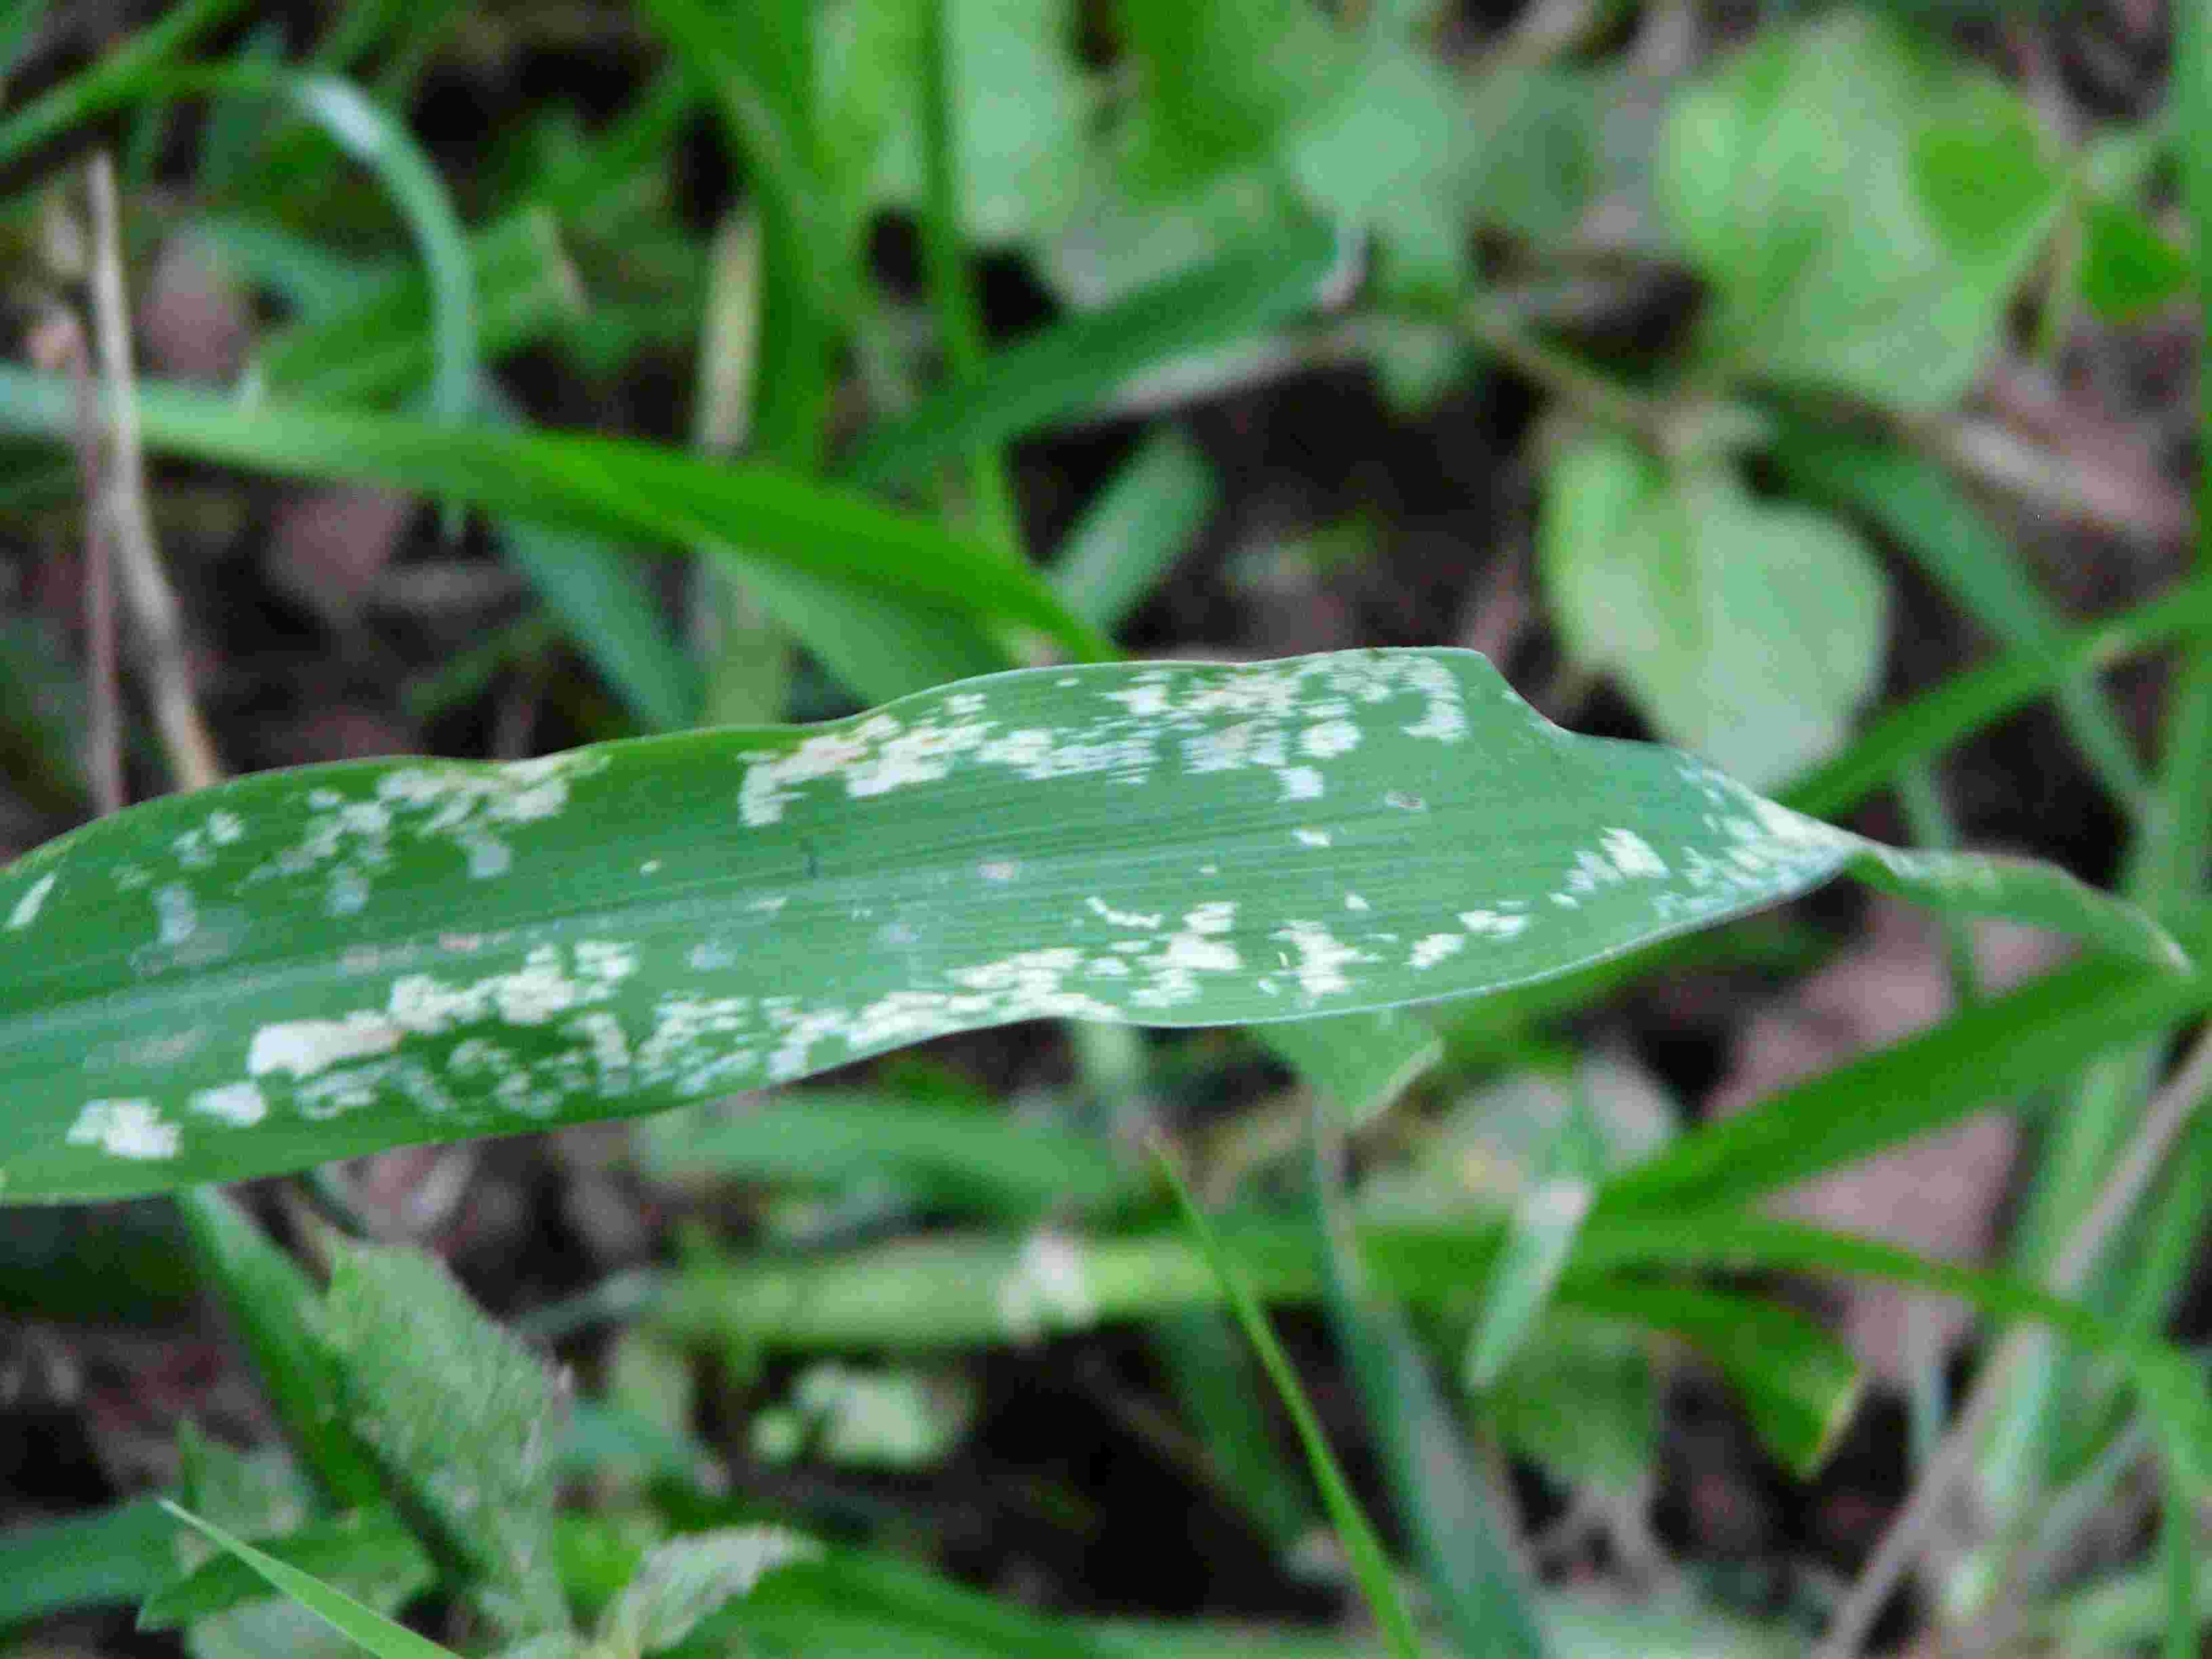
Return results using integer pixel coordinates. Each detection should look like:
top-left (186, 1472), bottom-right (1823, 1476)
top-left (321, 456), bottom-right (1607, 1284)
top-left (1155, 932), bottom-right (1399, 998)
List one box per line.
top-left (0, 649), bottom-right (2173, 1202)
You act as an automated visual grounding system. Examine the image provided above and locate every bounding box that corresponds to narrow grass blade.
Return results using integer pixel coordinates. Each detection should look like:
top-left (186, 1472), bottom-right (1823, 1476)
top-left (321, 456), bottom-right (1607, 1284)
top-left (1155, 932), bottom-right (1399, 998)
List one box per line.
top-left (636, 0), bottom-right (844, 472)
top-left (1774, 424), bottom-right (2148, 808)
top-left (157, 1501), bottom-right (462, 1659)
top-left (1154, 1147), bottom-right (1425, 1659)
top-left (1309, 1091), bottom-right (1546, 1655)
top-left (182, 69), bottom-right (477, 422)
top-left (633, 1087), bottom-right (1141, 1218)
top-left (1050, 430), bottom-right (1219, 634)
top-left (138, 1508), bottom-right (430, 1631)
top-left (1565, 1211), bottom-right (2212, 1488)
top-left (1781, 576), bottom-right (2212, 821)
top-left (1597, 930), bottom-right (2211, 1221)
top-left (1148, 1309), bottom-right (1321, 1549)
top-left (0, 649), bottom-right (2180, 1202)
top-left (255, 211), bottom-right (569, 407)
top-left (0, 0), bottom-right (249, 169)
top-left (1561, 1277), bottom-right (1862, 1479)
top-left (0, 366), bottom-right (1109, 657)
top-left (1465, 1153), bottom-right (1597, 1390)
top-left (844, 220), bottom-right (1339, 489)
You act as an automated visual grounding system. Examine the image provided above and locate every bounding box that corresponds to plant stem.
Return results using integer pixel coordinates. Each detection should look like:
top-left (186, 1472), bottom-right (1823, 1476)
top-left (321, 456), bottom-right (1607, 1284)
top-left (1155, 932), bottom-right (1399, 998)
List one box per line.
top-left (87, 150), bottom-right (224, 794)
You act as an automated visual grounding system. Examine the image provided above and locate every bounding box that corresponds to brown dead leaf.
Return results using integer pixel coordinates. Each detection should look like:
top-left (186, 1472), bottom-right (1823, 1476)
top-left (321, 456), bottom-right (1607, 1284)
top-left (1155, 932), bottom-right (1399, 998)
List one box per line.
top-left (264, 485), bottom-right (415, 621)
top-left (142, 234), bottom-right (249, 386)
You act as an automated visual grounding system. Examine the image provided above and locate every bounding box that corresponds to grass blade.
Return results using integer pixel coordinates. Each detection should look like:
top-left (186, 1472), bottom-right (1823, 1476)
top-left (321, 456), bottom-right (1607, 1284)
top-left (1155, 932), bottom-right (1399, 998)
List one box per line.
top-left (1774, 426), bottom-right (2150, 809)
top-left (0, 365), bottom-right (1109, 657)
top-left (844, 220), bottom-right (1340, 489)
top-left (1050, 429), bottom-right (1219, 634)
top-left (0, 0), bottom-right (250, 169)
top-left (157, 1501), bottom-right (462, 1659)
top-left (1154, 1146), bottom-right (1425, 1659)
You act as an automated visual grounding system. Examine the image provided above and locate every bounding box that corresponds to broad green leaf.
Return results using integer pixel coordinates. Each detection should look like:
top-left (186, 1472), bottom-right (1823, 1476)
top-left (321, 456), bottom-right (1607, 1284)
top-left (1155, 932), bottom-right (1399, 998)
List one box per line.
top-left (157, 1502), bottom-right (461, 1659)
top-left (858, 0), bottom-right (1089, 247)
top-left (1656, 12), bottom-right (2062, 409)
top-left (319, 1245), bottom-right (569, 1637)
top-left (0, 365), bottom-right (1109, 660)
top-left (596, 1528), bottom-right (819, 1658)
top-left (1283, 36), bottom-right (1479, 288)
top-left (1540, 432), bottom-right (1887, 787)
top-left (1115, 0), bottom-right (1347, 196)
top-left (0, 1496), bottom-right (176, 1624)
top-left (0, 649), bottom-right (2179, 1203)
top-left (2077, 197), bottom-right (2195, 322)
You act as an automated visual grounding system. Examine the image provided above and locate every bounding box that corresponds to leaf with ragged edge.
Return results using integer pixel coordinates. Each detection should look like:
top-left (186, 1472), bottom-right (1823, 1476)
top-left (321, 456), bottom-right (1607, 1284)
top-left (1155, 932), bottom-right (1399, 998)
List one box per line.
top-left (318, 1246), bottom-right (569, 1638)
top-left (0, 649), bottom-right (2180, 1204)
top-left (596, 1528), bottom-right (820, 1658)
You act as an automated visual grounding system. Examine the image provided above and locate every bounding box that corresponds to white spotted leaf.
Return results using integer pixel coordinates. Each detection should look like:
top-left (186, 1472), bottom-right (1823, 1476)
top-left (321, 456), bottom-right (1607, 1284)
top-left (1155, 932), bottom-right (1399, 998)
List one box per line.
top-left (0, 649), bottom-right (2180, 1202)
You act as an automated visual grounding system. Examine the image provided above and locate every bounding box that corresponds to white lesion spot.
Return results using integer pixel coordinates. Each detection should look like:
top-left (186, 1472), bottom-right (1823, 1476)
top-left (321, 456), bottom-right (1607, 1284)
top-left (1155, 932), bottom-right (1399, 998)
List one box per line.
top-left (998, 1231), bottom-right (1097, 1341)
top-left (979, 860), bottom-right (1021, 883)
top-left (188, 1082), bottom-right (267, 1126)
top-left (1087, 896), bottom-right (1162, 930)
top-left (1598, 827), bottom-right (1668, 879)
top-left (249, 1011), bottom-right (404, 1079)
top-left (66, 1099), bottom-right (180, 1160)
top-left (153, 883), bottom-right (198, 945)
top-left (6, 872), bottom-right (56, 930)
top-left (1344, 893), bottom-right (1370, 912)
top-left (1279, 765), bottom-right (1324, 801)
top-left (1292, 827), bottom-right (1331, 848)
top-left (1299, 720), bottom-right (1359, 759)
top-left (1272, 920), bottom-right (1368, 998)
top-left (1410, 933), bottom-right (1465, 968)
top-left (1460, 909), bottom-right (1531, 939)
